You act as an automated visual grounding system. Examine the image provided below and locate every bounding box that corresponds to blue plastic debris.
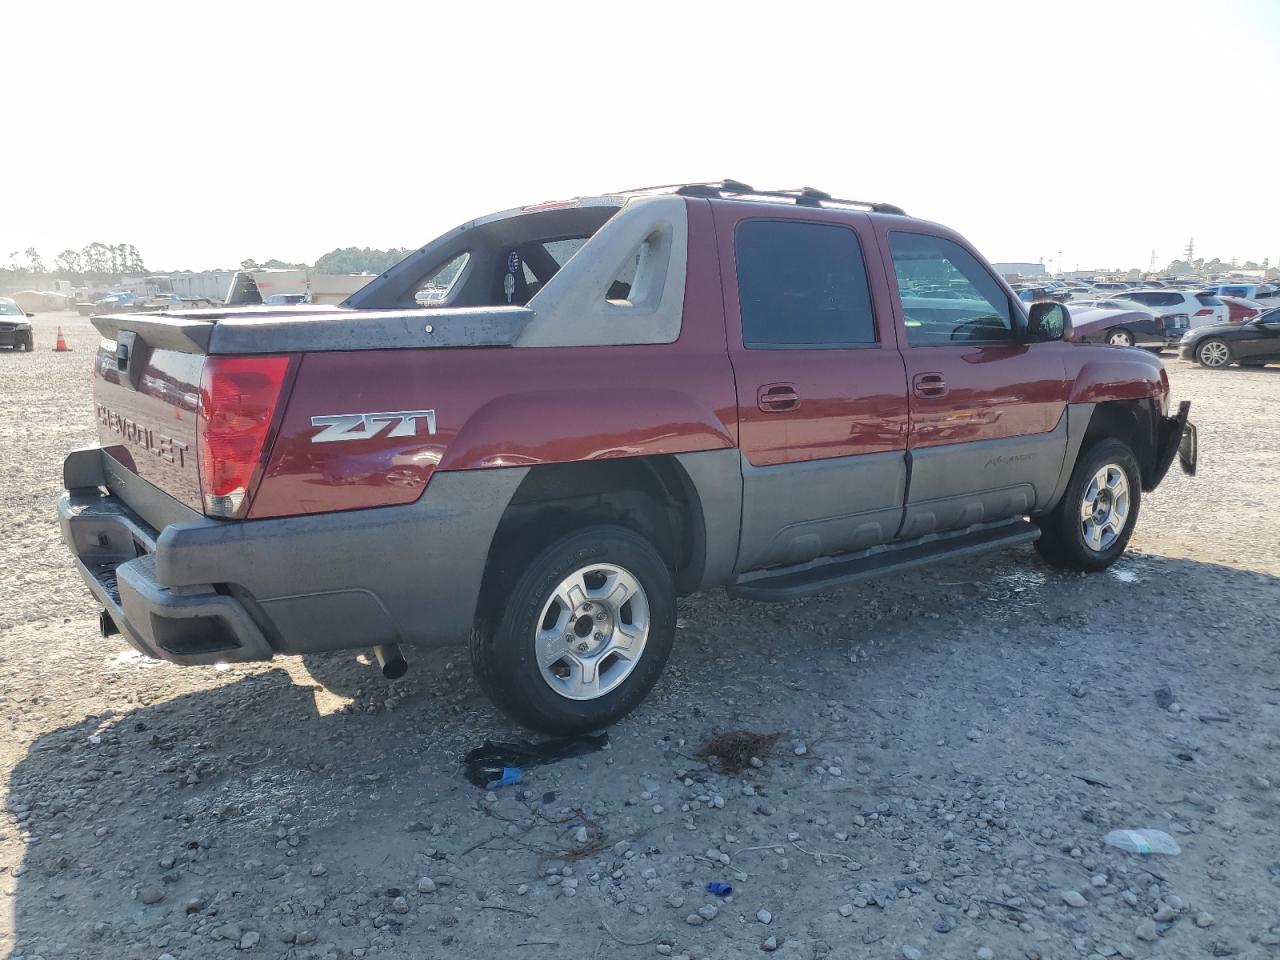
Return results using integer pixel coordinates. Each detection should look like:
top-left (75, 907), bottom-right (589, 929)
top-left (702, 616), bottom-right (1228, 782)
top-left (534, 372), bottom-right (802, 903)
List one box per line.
top-left (487, 767), bottom-right (522, 789)
top-left (706, 881), bottom-right (733, 897)
top-left (463, 734), bottom-right (608, 788)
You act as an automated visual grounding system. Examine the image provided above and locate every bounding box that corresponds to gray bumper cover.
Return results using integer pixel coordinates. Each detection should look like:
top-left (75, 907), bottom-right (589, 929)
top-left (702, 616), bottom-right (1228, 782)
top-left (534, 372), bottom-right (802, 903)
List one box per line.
top-left (59, 447), bottom-right (527, 665)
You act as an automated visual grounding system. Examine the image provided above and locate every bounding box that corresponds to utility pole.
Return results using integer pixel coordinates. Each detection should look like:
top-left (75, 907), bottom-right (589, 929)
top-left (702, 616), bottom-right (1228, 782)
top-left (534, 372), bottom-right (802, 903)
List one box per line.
top-left (1148, 249), bottom-right (1157, 274)
top-left (1185, 237), bottom-right (1195, 273)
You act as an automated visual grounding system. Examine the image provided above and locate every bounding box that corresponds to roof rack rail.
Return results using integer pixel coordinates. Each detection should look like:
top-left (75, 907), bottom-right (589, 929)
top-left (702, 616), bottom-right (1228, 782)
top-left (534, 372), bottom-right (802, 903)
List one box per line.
top-left (662, 180), bottom-right (905, 215)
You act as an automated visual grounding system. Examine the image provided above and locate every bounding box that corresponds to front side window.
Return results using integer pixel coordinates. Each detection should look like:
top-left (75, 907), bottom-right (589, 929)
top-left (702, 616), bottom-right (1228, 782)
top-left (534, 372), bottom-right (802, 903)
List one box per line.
top-left (888, 232), bottom-right (1015, 346)
top-left (734, 220), bottom-right (877, 348)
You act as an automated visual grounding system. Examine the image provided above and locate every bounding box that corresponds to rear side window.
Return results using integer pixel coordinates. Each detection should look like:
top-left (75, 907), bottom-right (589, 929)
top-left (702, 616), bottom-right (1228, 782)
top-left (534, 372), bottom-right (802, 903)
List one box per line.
top-left (734, 220), bottom-right (877, 348)
top-left (888, 232), bottom-right (1015, 346)
top-left (1127, 291), bottom-right (1182, 307)
top-left (1195, 293), bottom-right (1223, 306)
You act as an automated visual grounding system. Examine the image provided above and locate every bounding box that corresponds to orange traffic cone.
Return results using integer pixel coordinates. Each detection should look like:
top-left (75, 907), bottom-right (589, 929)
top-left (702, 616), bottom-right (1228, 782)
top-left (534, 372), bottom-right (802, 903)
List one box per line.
top-left (53, 327), bottom-right (70, 352)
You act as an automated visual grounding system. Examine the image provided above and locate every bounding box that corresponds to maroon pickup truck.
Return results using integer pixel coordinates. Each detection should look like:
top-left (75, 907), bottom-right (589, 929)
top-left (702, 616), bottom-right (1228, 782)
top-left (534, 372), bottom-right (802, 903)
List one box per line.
top-left (59, 181), bottom-right (1196, 733)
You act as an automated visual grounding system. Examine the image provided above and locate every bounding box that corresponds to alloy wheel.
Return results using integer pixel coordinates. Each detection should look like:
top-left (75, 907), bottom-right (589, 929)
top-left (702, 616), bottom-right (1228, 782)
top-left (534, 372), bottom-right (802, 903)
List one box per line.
top-left (1079, 463), bottom-right (1130, 553)
top-left (534, 563), bottom-right (650, 701)
top-left (1198, 340), bottom-right (1230, 367)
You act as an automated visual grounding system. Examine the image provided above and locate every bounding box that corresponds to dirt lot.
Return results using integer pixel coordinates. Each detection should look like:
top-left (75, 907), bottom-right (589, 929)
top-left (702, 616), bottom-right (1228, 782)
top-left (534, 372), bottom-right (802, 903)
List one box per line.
top-left (1, 311), bottom-right (1278, 960)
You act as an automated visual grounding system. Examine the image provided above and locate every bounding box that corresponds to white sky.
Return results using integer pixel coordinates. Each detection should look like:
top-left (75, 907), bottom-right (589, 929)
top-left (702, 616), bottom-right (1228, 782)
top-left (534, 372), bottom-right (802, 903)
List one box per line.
top-left (4, 0), bottom-right (1278, 273)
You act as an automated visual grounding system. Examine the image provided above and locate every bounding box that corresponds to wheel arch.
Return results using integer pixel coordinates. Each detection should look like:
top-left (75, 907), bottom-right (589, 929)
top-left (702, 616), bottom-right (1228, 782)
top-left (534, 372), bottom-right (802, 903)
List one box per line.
top-left (475, 451), bottom-right (738, 625)
top-left (1082, 399), bottom-right (1160, 491)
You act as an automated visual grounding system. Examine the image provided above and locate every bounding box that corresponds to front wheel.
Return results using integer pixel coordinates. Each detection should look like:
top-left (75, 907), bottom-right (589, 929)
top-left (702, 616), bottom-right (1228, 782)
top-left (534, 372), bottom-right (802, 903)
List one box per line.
top-left (470, 525), bottom-right (676, 734)
top-left (1035, 438), bottom-right (1141, 572)
top-left (1195, 338), bottom-right (1231, 368)
top-left (1106, 328), bottom-right (1135, 347)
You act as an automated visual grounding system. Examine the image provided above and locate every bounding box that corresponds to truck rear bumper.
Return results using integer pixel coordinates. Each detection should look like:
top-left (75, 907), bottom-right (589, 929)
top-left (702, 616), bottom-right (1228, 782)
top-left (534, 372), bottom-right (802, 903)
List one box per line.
top-left (59, 448), bottom-right (528, 666)
top-left (59, 492), bottom-right (276, 664)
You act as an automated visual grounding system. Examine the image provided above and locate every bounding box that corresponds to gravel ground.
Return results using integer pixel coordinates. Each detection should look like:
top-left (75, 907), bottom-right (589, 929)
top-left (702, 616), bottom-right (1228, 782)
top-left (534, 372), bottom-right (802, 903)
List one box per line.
top-left (2, 311), bottom-right (1278, 960)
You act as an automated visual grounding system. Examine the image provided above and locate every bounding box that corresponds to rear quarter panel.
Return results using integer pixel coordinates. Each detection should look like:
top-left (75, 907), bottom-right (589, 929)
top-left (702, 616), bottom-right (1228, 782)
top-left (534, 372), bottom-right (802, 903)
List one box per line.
top-left (250, 199), bottom-right (736, 518)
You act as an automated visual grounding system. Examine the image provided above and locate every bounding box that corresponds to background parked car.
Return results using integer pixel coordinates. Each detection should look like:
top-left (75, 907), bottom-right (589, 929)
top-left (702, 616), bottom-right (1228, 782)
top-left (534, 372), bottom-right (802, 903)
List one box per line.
top-left (1180, 307), bottom-right (1280, 368)
top-left (1015, 285), bottom-right (1070, 303)
top-left (1122, 288), bottom-right (1228, 329)
top-left (1067, 299), bottom-right (1179, 350)
top-left (1203, 282), bottom-right (1279, 303)
top-left (1218, 294), bottom-right (1267, 323)
top-left (0, 298), bottom-right (35, 351)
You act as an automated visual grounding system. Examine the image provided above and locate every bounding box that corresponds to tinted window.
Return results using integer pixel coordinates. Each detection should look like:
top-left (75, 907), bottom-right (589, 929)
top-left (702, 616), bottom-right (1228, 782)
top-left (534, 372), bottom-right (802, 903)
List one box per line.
top-left (735, 220), bottom-right (877, 348)
top-left (1219, 286), bottom-right (1249, 297)
top-left (888, 232), bottom-right (1015, 346)
top-left (1126, 291), bottom-right (1182, 307)
top-left (1195, 293), bottom-right (1223, 306)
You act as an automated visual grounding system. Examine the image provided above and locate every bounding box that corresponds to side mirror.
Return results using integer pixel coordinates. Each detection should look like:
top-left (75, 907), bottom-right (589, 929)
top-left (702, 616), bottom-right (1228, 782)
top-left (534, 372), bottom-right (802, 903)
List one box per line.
top-left (25, 312), bottom-right (34, 318)
top-left (1027, 301), bottom-right (1071, 342)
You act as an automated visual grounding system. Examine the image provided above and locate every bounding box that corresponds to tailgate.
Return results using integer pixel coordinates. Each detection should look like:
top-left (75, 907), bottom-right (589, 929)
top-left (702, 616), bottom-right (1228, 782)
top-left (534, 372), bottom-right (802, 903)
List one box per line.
top-left (91, 313), bottom-right (213, 515)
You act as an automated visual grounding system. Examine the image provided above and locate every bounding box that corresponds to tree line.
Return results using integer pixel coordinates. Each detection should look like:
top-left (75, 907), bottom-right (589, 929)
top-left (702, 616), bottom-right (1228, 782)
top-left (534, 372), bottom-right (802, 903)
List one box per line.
top-left (4, 244), bottom-right (416, 281)
top-left (238, 248), bottom-right (415, 274)
top-left (1162, 257), bottom-right (1272, 276)
top-left (5, 243), bottom-right (147, 279)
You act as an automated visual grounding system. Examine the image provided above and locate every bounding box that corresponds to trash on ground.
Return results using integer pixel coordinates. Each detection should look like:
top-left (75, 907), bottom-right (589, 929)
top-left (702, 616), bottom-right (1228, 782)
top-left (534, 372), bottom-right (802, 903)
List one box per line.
top-left (1103, 829), bottom-right (1181, 855)
top-left (706, 882), bottom-right (733, 897)
top-left (463, 733), bottom-right (608, 788)
top-left (696, 730), bottom-right (782, 773)
top-left (1154, 686), bottom-right (1176, 710)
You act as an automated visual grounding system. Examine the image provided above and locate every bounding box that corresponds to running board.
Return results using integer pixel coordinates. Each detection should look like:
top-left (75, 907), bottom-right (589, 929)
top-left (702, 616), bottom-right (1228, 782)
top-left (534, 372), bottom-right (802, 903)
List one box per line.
top-left (728, 520), bottom-right (1041, 602)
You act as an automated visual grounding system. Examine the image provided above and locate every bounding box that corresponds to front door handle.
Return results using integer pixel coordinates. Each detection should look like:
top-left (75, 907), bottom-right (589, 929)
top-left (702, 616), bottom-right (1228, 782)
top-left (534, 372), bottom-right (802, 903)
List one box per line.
top-left (758, 383), bottom-right (800, 412)
top-left (912, 372), bottom-right (948, 399)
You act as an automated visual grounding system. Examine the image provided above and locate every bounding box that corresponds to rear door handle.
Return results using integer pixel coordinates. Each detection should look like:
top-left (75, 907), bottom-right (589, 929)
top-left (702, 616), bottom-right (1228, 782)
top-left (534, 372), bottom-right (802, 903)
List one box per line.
top-left (912, 372), bottom-right (948, 399)
top-left (758, 383), bottom-right (800, 412)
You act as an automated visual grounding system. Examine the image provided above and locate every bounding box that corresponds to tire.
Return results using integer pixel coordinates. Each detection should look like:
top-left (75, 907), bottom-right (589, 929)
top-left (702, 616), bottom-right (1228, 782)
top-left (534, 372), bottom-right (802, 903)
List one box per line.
top-left (1195, 338), bottom-right (1231, 368)
top-left (1035, 438), bottom-right (1141, 572)
top-left (1106, 328), bottom-right (1135, 347)
top-left (470, 524), bottom-right (676, 734)
top-left (20, 333), bottom-right (33, 352)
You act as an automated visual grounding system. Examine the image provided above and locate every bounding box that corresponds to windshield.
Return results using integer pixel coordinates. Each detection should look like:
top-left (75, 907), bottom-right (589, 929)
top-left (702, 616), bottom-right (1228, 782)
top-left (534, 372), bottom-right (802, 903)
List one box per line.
top-left (0, 301), bottom-right (24, 316)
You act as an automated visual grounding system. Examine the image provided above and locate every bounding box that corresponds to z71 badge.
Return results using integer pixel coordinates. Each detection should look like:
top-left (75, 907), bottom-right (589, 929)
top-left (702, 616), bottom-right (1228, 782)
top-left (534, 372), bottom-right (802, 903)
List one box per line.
top-left (310, 410), bottom-right (437, 443)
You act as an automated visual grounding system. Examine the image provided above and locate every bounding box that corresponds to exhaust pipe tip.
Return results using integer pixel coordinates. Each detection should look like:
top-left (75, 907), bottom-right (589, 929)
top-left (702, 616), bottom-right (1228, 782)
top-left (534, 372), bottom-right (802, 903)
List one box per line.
top-left (99, 610), bottom-right (119, 638)
top-left (371, 644), bottom-right (408, 681)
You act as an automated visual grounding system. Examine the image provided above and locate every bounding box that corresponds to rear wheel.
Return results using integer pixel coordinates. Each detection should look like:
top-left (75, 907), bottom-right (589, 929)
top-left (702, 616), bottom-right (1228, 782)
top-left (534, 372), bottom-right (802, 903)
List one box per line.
top-left (1106, 328), bottom-right (1135, 347)
top-left (1035, 438), bottom-right (1141, 572)
top-left (470, 525), bottom-right (676, 734)
top-left (1195, 338), bottom-right (1231, 368)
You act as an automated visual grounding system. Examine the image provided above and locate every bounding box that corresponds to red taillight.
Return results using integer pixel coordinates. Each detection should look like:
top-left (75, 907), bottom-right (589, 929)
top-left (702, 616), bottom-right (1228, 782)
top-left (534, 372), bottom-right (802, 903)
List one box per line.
top-left (1154, 315), bottom-right (1165, 333)
top-left (197, 356), bottom-right (292, 518)
top-left (1194, 308), bottom-right (1213, 317)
